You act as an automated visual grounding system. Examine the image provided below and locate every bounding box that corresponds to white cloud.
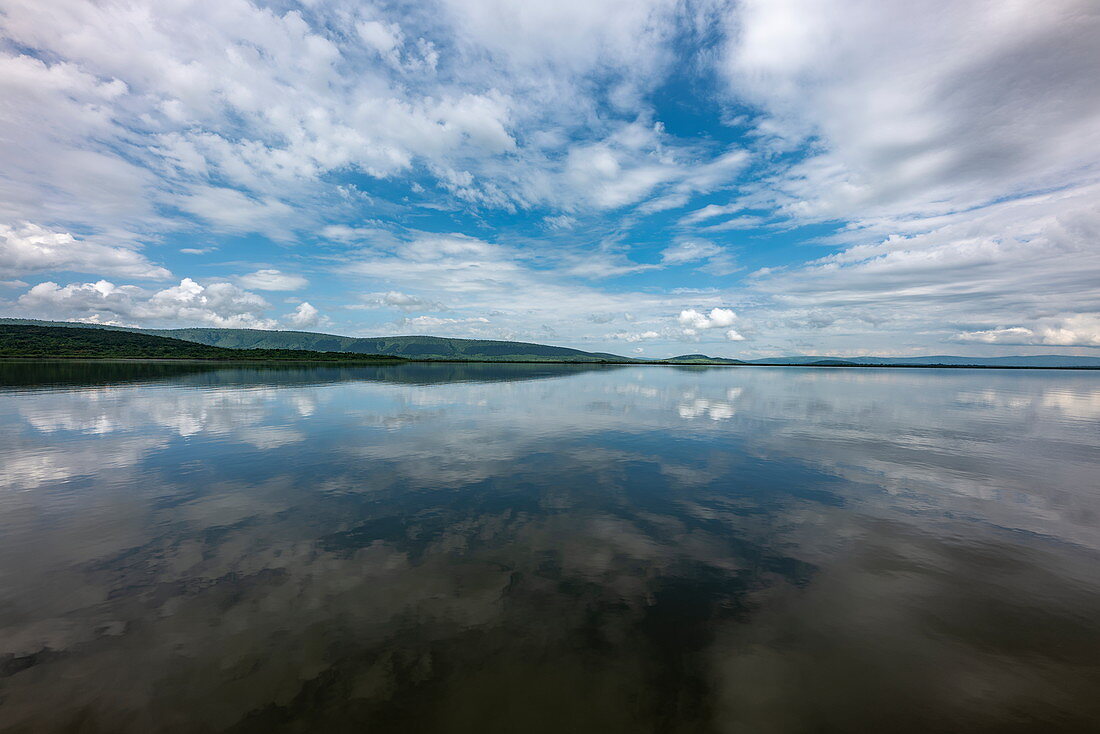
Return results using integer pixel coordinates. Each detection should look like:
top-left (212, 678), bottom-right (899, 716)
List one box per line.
top-left (678, 308), bottom-right (738, 331)
top-left (680, 203), bottom-right (744, 225)
top-left (437, 0), bottom-right (679, 75)
top-left (662, 240), bottom-right (723, 265)
top-left (285, 301), bottom-right (324, 329)
top-left (563, 144), bottom-right (675, 210)
top-left (684, 0), bottom-right (1100, 355)
top-left (401, 315), bottom-right (490, 329)
top-left (358, 291), bottom-right (446, 312)
top-left (178, 187), bottom-right (298, 240)
top-left (607, 330), bottom-right (661, 342)
top-left (544, 215), bottom-right (577, 230)
top-left (700, 216), bottom-right (766, 233)
top-left (16, 278), bottom-right (277, 328)
top-left (953, 315), bottom-right (1100, 347)
top-left (744, 184), bottom-right (1100, 353)
top-left (722, 0), bottom-right (1100, 220)
top-left (0, 222), bottom-right (169, 279)
top-left (561, 249), bottom-right (660, 279)
top-left (0, 0), bottom-right (734, 269)
top-left (0, 0), bottom-right (542, 239)
top-left (639, 149), bottom-right (751, 214)
top-left (3, 0), bottom-right (1095, 357)
top-left (237, 269), bottom-right (309, 291)
top-left (338, 233), bottom-right (738, 348)
top-left (356, 20), bottom-right (403, 64)
top-left (320, 225), bottom-right (387, 243)
top-left (952, 327), bottom-right (1038, 345)
top-left (660, 239), bottom-right (739, 276)
top-left (0, 53), bottom-right (155, 236)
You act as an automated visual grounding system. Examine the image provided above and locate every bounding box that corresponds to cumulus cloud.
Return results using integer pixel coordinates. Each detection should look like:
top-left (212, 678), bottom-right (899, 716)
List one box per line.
top-left (678, 308), bottom-right (738, 331)
top-left (285, 301), bottom-right (325, 329)
top-left (0, 222), bottom-right (169, 279)
top-left (237, 269), bottom-right (309, 291)
top-left (0, 0), bottom-right (709, 238)
top-left (0, 0), bottom-right (526, 241)
top-left (673, 308), bottom-right (747, 342)
top-left (16, 278), bottom-right (277, 328)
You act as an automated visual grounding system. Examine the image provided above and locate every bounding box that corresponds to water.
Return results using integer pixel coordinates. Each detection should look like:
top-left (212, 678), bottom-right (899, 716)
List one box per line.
top-left (1, 361), bottom-right (1098, 733)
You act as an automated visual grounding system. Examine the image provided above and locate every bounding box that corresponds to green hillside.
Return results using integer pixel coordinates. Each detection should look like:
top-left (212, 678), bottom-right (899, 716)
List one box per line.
top-left (144, 328), bottom-right (633, 361)
top-left (0, 325), bottom-right (405, 362)
top-left (0, 319), bottom-right (635, 362)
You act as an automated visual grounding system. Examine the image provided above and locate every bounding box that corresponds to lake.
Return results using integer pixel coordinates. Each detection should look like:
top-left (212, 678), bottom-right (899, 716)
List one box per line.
top-left (1, 361), bottom-right (1098, 732)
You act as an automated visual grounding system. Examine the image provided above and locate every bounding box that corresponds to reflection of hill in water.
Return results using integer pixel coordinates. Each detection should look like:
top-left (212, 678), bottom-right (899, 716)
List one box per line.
top-left (0, 360), bottom-right (628, 391)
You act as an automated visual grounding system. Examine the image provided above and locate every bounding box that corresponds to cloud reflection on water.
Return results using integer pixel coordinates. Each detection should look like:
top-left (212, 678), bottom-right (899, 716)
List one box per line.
top-left (0, 363), bottom-right (1098, 732)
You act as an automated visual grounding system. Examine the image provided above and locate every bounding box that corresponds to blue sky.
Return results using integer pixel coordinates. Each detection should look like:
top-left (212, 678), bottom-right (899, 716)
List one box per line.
top-left (1, 0), bottom-right (1099, 357)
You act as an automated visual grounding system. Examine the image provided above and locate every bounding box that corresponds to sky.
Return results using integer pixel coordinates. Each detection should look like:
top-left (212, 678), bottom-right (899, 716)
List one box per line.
top-left (1, 0), bottom-right (1099, 358)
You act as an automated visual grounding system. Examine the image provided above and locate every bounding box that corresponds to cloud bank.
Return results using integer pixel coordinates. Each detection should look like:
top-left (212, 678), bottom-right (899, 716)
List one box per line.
top-left (1, 0), bottom-right (1097, 356)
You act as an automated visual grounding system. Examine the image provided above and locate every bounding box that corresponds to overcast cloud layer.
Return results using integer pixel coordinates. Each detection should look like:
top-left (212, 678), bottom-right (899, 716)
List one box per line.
top-left (1, 0), bottom-right (1098, 356)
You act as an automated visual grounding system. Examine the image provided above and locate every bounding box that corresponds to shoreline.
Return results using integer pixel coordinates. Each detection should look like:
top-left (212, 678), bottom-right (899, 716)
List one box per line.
top-left (1, 356), bottom-right (1098, 370)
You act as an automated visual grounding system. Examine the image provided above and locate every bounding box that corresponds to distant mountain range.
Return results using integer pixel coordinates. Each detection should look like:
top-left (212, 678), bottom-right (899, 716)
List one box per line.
top-left (2, 318), bottom-right (1099, 368)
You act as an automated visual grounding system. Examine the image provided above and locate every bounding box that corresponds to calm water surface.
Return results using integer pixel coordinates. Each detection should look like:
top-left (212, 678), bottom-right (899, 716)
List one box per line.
top-left (1, 361), bottom-right (1098, 732)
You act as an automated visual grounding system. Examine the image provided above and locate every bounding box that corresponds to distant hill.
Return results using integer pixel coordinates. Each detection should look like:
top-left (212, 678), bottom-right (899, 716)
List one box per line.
top-left (150, 329), bottom-right (634, 362)
top-left (744, 354), bottom-right (1100, 368)
top-left (0, 325), bottom-right (405, 362)
top-left (2, 318), bottom-right (1098, 367)
top-left (667, 354), bottom-right (746, 364)
top-left (804, 360), bottom-right (861, 367)
top-left (0, 319), bottom-right (634, 362)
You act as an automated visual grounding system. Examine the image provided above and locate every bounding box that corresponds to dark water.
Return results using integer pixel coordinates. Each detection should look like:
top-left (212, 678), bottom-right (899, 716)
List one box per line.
top-left (1, 361), bottom-right (1098, 733)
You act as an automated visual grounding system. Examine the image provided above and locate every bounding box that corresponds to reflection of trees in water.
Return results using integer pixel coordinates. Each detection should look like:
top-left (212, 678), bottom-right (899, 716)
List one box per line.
top-left (0, 360), bottom-right (628, 391)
